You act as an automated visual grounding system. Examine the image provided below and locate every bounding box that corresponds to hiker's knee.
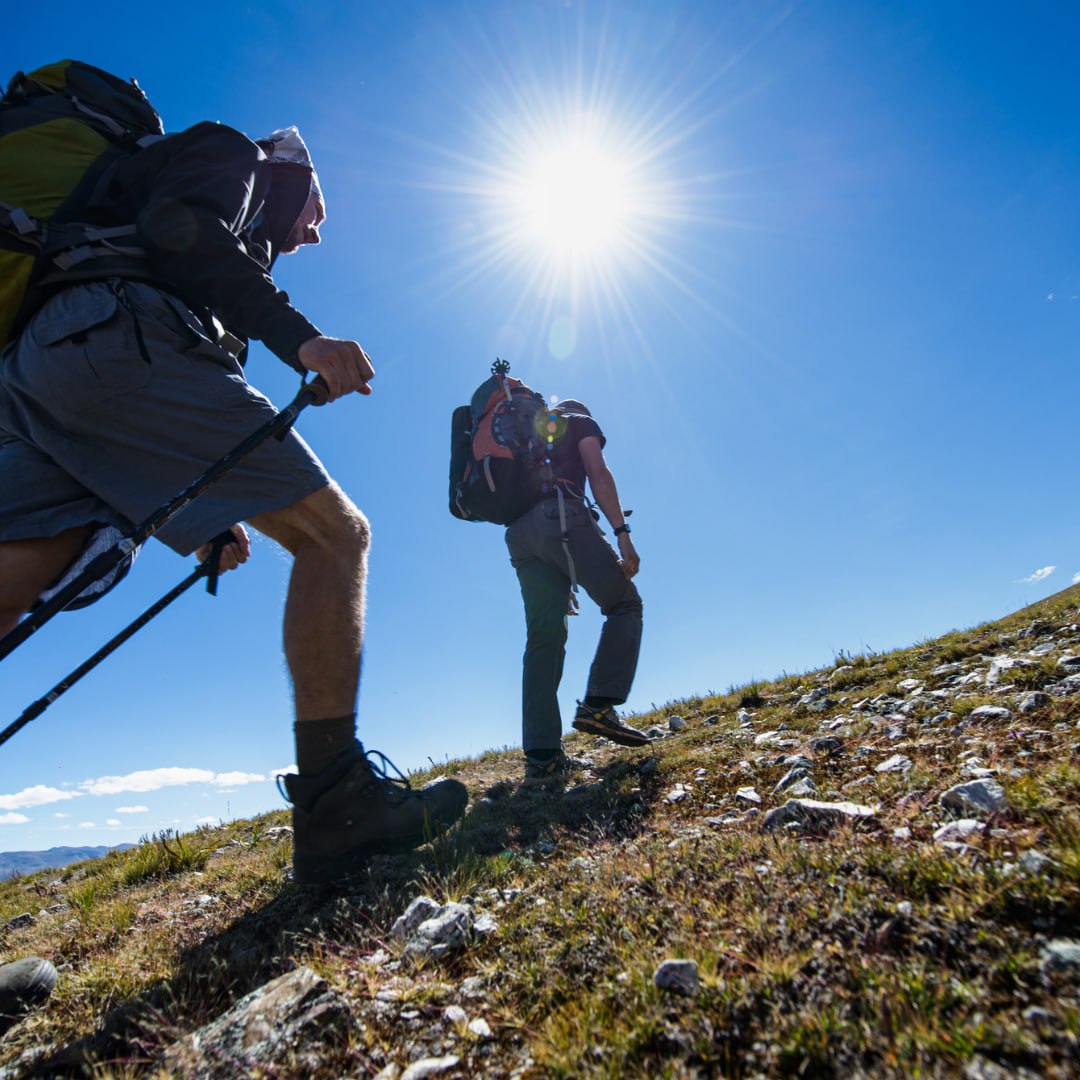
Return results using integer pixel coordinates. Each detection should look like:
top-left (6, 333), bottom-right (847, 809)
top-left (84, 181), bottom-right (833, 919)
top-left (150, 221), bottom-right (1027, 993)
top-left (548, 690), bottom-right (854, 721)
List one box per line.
top-left (604, 582), bottom-right (642, 619)
top-left (525, 610), bottom-right (568, 650)
top-left (250, 483), bottom-right (370, 561)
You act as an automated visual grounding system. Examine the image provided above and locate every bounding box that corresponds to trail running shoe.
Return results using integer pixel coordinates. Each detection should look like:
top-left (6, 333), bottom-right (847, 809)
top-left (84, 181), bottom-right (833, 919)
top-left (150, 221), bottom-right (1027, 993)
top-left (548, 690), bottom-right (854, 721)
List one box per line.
top-left (571, 701), bottom-right (652, 747)
top-left (280, 742), bottom-right (468, 885)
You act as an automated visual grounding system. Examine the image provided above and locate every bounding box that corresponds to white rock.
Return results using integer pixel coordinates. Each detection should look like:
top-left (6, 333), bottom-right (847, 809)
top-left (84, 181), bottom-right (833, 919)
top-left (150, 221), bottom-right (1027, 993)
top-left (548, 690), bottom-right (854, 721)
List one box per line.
top-left (934, 819), bottom-right (985, 842)
top-left (876, 754), bottom-right (913, 773)
top-left (443, 1005), bottom-right (467, 1024)
top-left (401, 1056), bottom-right (462, 1080)
top-left (468, 1018), bottom-right (493, 1039)
top-left (735, 786), bottom-right (761, 804)
top-left (940, 779), bottom-right (1009, 819)
top-left (968, 705), bottom-right (1013, 723)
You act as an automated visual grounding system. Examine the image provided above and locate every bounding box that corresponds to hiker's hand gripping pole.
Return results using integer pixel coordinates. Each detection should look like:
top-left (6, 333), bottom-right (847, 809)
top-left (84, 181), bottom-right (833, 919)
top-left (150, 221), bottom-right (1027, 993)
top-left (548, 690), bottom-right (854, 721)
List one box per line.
top-left (0, 376), bottom-right (330, 664)
top-left (0, 532), bottom-right (238, 749)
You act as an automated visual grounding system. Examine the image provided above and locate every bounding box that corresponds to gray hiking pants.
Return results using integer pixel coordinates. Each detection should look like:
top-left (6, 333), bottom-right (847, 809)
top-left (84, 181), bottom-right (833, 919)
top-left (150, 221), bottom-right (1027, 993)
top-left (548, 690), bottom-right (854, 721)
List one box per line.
top-left (505, 495), bottom-right (643, 753)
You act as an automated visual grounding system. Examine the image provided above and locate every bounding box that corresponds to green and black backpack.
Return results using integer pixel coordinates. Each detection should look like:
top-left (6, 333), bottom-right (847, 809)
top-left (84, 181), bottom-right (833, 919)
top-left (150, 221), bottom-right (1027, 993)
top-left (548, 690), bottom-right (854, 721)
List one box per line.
top-left (449, 359), bottom-right (559, 525)
top-left (0, 59), bottom-right (165, 348)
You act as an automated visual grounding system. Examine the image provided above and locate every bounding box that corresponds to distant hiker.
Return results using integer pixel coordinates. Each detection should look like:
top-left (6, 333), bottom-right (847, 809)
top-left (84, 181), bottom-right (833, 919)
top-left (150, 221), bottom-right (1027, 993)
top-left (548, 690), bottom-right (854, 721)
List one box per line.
top-left (0, 957), bottom-right (56, 1037)
top-left (450, 362), bottom-right (648, 784)
top-left (0, 64), bottom-right (466, 884)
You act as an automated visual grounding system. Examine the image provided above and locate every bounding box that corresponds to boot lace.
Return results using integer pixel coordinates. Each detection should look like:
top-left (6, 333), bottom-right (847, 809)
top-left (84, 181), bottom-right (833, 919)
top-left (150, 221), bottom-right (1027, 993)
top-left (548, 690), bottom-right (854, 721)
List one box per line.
top-left (365, 748), bottom-right (416, 805)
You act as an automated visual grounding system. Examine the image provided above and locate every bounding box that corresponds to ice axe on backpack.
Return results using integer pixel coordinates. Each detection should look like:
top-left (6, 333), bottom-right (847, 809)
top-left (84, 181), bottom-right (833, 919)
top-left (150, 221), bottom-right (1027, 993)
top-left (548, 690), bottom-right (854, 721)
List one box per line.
top-left (0, 375), bottom-right (330, 666)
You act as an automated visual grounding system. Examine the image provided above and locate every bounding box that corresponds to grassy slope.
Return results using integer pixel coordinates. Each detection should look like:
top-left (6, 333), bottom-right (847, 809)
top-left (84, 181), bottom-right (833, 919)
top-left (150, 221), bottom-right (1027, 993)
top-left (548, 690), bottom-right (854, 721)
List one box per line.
top-left (1, 588), bottom-right (1078, 1078)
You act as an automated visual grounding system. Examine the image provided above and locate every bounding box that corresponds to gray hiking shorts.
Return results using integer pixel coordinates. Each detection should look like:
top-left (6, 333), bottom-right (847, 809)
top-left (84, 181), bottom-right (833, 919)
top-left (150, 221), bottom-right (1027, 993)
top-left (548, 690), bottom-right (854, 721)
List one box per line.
top-left (0, 279), bottom-right (330, 556)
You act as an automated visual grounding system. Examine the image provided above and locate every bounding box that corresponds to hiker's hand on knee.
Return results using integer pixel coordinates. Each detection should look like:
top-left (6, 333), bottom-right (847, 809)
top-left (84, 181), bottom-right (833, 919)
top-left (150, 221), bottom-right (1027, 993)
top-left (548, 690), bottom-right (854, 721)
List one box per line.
top-left (298, 336), bottom-right (374, 401)
top-left (196, 525), bottom-right (250, 572)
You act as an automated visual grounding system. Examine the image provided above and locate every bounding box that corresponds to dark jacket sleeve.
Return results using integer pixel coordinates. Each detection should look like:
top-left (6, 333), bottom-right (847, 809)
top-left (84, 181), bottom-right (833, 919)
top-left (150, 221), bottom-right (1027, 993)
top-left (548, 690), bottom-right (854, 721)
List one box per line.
top-left (135, 122), bottom-right (320, 366)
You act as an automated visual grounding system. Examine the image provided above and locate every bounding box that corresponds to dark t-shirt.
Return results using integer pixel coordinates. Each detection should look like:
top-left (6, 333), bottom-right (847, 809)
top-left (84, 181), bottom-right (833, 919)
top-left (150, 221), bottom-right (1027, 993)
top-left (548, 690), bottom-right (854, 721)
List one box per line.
top-left (546, 410), bottom-right (605, 497)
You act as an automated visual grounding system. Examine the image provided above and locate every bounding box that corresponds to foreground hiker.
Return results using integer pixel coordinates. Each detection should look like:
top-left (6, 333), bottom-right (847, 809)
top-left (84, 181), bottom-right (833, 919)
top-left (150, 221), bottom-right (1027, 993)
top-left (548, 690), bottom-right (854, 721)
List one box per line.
top-left (450, 364), bottom-right (648, 784)
top-left (0, 66), bottom-right (466, 883)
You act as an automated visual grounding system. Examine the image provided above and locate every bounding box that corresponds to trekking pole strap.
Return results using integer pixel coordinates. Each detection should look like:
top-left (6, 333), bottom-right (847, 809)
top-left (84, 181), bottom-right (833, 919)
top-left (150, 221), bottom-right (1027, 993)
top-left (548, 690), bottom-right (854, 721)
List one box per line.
top-left (556, 485), bottom-right (579, 594)
top-left (0, 376), bottom-right (329, 664)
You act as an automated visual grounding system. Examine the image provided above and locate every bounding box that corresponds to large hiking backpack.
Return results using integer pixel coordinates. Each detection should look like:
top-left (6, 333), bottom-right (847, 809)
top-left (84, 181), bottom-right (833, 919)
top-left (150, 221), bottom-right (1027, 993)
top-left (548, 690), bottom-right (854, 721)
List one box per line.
top-left (450, 360), bottom-right (557, 525)
top-left (0, 59), bottom-right (165, 349)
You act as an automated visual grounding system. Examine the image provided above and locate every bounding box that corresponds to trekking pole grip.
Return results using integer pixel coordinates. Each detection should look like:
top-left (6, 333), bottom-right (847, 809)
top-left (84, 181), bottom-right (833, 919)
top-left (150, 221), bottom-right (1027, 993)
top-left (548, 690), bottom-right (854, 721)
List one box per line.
top-left (301, 375), bottom-right (330, 407)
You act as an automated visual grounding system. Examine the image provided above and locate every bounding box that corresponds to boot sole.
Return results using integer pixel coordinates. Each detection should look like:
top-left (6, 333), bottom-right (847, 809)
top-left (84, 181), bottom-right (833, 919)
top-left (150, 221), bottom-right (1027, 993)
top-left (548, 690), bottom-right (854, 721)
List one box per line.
top-left (572, 716), bottom-right (651, 747)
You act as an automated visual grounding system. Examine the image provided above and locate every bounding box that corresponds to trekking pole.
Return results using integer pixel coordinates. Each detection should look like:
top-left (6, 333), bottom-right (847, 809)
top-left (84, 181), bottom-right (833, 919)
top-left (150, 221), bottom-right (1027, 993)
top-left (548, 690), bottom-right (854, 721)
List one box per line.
top-left (0, 376), bottom-right (329, 664)
top-left (0, 532), bottom-right (236, 749)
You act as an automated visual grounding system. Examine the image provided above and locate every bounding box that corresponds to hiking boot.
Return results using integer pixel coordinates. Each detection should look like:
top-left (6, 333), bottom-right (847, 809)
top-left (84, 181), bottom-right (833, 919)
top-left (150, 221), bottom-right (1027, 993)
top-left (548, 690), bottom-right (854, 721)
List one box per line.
top-left (0, 957), bottom-right (57, 1035)
top-left (280, 742), bottom-right (468, 885)
top-left (571, 701), bottom-right (651, 747)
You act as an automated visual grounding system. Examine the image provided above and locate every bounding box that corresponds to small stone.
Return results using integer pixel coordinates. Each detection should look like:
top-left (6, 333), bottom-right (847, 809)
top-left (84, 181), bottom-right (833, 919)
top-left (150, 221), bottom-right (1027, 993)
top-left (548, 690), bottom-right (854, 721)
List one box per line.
top-left (468, 1018), bottom-right (493, 1039)
top-left (443, 1005), bottom-right (467, 1024)
top-left (1018, 850), bottom-right (1052, 874)
top-left (762, 798), bottom-right (876, 833)
top-left (1017, 692), bottom-right (1051, 714)
top-left (940, 780), bottom-right (1009, 819)
top-left (654, 959), bottom-right (699, 996)
top-left (735, 786), bottom-right (761, 804)
top-left (968, 705), bottom-right (1013, 723)
top-left (786, 777), bottom-right (818, 798)
top-left (897, 679), bottom-right (922, 692)
top-left (896, 901), bottom-right (913, 917)
top-left (5, 912), bottom-right (34, 930)
top-left (392, 896), bottom-right (442, 941)
top-left (892, 827), bottom-right (912, 840)
top-left (934, 819), bottom-right (985, 843)
top-left (663, 784), bottom-right (692, 804)
top-left (668, 715), bottom-right (687, 731)
top-left (401, 1056), bottom-right (462, 1080)
top-left (876, 754), bottom-right (913, 773)
top-left (807, 736), bottom-right (845, 756)
top-left (1041, 940), bottom-right (1080, 973)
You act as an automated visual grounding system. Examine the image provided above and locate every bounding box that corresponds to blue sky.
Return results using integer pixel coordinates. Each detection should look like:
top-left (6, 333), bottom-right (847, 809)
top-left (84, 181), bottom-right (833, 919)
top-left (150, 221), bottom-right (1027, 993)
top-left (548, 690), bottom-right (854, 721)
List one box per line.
top-left (2, 0), bottom-right (1077, 851)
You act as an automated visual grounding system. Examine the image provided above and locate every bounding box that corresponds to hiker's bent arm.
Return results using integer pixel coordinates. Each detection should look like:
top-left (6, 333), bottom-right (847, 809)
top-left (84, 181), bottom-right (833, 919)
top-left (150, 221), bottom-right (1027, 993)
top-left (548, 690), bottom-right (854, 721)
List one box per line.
top-left (135, 123), bottom-right (321, 369)
top-left (579, 436), bottom-right (640, 579)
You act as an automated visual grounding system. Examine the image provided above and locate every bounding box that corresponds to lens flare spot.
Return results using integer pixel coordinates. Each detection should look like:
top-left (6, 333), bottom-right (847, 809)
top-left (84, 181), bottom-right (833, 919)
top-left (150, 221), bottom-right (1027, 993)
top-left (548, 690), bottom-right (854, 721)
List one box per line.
top-left (548, 315), bottom-right (576, 359)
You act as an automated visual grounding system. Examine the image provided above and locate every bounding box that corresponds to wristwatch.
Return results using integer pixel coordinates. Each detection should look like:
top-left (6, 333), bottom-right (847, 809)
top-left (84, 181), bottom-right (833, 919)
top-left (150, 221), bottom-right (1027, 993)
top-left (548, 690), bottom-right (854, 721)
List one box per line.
top-left (613, 523), bottom-right (631, 536)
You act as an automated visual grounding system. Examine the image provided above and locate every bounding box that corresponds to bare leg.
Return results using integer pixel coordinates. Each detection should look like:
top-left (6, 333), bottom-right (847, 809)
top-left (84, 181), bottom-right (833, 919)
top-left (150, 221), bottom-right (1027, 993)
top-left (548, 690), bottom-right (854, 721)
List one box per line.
top-left (247, 482), bottom-right (369, 721)
top-left (0, 526), bottom-right (95, 637)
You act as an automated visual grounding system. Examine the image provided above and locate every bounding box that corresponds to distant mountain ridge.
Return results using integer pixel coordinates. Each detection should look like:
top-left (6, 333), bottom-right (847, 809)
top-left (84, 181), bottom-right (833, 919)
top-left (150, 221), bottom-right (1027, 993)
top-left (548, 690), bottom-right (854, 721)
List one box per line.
top-left (0, 845), bottom-right (135, 880)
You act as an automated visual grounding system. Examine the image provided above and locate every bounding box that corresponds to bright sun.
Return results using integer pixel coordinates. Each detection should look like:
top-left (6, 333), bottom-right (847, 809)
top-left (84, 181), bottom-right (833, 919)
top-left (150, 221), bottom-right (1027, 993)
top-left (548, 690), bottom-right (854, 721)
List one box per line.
top-left (516, 140), bottom-right (633, 257)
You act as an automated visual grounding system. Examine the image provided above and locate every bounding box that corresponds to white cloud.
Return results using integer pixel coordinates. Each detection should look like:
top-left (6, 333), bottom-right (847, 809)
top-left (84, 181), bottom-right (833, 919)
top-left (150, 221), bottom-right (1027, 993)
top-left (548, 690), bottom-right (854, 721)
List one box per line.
top-left (77, 821), bottom-right (96, 830)
top-left (0, 785), bottom-right (82, 810)
top-left (105, 819), bottom-right (121, 827)
top-left (212, 771), bottom-right (265, 787)
top-left (1073, 571), bottom-right (1080, 585)
top-left (80, 767), bottom-right (217, 796)
top-left (271, 764), bottom-right (297, 779)
top-left (1020, 566), bottom-right (1055, 584)
top-left (0, 812), bottom-right (30, 825)
top-left (194, 816), bottom-right (219, 826)
top-left (115, 805), bottom-right (149, 815)
top-left (80, 767), bottom-right (267, 797)
top-left (54, 812), bottom-right (70, 819)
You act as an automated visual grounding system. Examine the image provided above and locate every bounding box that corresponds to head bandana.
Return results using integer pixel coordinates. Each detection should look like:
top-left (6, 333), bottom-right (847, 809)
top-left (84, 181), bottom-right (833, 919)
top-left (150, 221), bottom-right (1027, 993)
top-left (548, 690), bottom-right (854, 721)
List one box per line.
top-left (259, 125), bottom-right (323, 205)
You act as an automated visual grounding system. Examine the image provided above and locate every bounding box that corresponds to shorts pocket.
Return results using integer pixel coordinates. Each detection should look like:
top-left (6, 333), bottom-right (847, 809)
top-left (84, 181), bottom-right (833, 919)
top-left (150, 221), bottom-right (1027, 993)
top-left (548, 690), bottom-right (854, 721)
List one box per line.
top-left (31, 284), bottom-right (151, 410)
